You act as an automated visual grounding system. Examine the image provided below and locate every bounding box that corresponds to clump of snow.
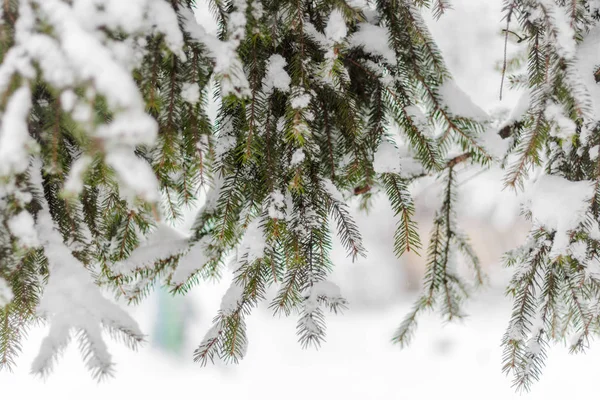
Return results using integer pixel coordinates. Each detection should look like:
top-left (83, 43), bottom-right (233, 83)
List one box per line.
top-left (505, 90), bottom-right (531, 125)
top-left (267, 190), bottom-right (286, 219)
top-left (0, 87), bottom-right (34, 177)
top-left (8, 210), bottom-right (40, 248)
top-left (590, 145), bottom-right (599, 160)
top-left (290, 89), bottom-right (311, 109)
top-left (31, 162), bottom-right (143, 377)
top-left (304, 280), bottom-right (344, 313)
top-left (64, 155), bottom-right (92, 195)
top-left (116, 223), bottom-right (190, 274)
top-left (506, 321), bottom-right (524, 342)
top-left (574, 26), bottom-right (600, 120)
top-left (96, 111), bottom-right (158, 147)
top-left (524, 175), bottom-right (594, 257)
top-left (60, 90), bottom-right (77, 112)
top-left (325, 9), bottom-right (347, 42)
top-left (348, 23), bottom-right (395, 65)
top-left (312, 280), bottom-right (342, 299)
top-left (543, 1), bottom-right (576, 59)
top-left (585, 257), bottom-right (600, 280)
top-left (290, 149), bottom-right (305, 166)
top-left (262, 54), bottom-right (291, 94)
top-left (545, 103), bottom-right (577, 140)
top-left (374, 140), bottom-right (402, 174)
top-left (0, 277), bottom-right (13, 307)
top-left (181, 82), bottom-right (201, 104)
top-left (304, 21), bottom-right (331, 49)
top-left (568, 241), bottom-right (588, 264)
top-left (180, 7), bottom-right (250, 98)
top-left (105, 148), bottom-right (159, 202)
top-left (374, 137), bottom-right (425, 177)
top-left (171, 236), bottom-right (213, 285)
top-left (322, 178), bottom-right (344, 202)
top-left (406, 105), bottom-right (429, 132)
top-left (214, 134), bottom-right (237, 160)
top-left (239, 218), bottom-right (267, 264)
top-left (438, 79), bottom-right (488, 122)
top-left (569, 331), bottom-right (585, 348)
top-left (220, 281), bottom-right (245, 315)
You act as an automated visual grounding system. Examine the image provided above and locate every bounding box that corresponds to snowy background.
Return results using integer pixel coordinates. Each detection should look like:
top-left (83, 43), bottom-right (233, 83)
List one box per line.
top-left (2, 0), bottom-right (596, 398)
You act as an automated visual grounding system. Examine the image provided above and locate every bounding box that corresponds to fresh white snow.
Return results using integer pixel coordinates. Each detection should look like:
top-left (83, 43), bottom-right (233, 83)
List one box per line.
top-left (525, 175), bottom-right (594, 257)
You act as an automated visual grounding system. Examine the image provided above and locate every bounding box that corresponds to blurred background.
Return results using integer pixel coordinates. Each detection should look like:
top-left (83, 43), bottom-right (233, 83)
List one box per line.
top-left (2, 0), bottom-right (597, 398)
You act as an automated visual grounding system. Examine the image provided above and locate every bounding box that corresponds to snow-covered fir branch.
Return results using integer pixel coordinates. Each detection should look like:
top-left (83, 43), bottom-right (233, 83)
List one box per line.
top-left (2, 0), bottom-right (600, 392)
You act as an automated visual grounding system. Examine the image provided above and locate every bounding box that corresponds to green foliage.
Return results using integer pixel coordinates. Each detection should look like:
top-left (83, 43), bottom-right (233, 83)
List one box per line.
top-left (496, 0), bottom-right (600, 390)
top-left (5, 0), bottom-right (599, 391)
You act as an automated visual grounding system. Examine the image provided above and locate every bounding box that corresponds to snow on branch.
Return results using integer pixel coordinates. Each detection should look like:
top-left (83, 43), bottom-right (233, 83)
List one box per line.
top-left (30, 163), bottom-right (144, 379)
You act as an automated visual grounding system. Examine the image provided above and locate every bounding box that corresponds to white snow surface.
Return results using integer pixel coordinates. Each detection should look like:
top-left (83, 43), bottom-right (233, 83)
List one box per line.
top-left (238, 218), bottom-right (267, 265)
top-left (374, 139), bottom-right (426, 177)
top-left (290, 90), bottom-right (312, 109)
top-left (7, 210), bottom-right (40, 248)
top-left (574, 26), bottom-right (600, 121)
top-left (539, 0), bottom-right (576, 59)
top-left (374, 140), bottom-right (402, 174)
top-left (0, 87), bottom-right (34, 177)
top-left (348, 23), bottom-right (396, 65)
top-left (525, 175), bottom-right (594, 257)
top-left (170, 236), bottom-right (213, 286)
top-left (181, 82), bottom-right (201, 104)
top-left (105, 148), bottom-right (160, 202)
top-left (303, 280), bottom-right (344, 315)
top-left (504, 90), bottom-right (531, 125)
top-left (262, 54), bottom-right (291, 94)
top-left (290, 148), bottom-right (305, 166)
top-left (63, 155), bottom-right (92, 195)
top-left (439, 79), bottom-right (489, 122)
top-left (180, 7), bottom-right (250, 98)
top-left (325, 9), bottom-right (347, 42)
top-left (116, 223), bottom-right (190, 274)
top-left (220, 281), bottom-right (245, 315)
top-left (267, 190), bottom-right (286, 219)
top-left (0, 277), bottom-right (13, 307)
top-left (545, 103), bottom-right (577, 140)
top-left (322, 178), bottom-right (345, 203)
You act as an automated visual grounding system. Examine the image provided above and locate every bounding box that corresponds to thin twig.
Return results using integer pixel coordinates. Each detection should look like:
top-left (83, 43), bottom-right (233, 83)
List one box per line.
top-left (500, 5), bottom-right (514, 101)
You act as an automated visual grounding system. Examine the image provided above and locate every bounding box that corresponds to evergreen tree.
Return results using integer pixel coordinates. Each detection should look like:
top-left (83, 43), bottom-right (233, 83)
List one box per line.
top-left (0, 0), bottom-right (599, 390)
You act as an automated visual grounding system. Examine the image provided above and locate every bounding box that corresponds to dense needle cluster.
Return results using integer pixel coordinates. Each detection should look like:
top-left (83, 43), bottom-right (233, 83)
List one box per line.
top-left (1, 0), bottom-right (600, 391)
